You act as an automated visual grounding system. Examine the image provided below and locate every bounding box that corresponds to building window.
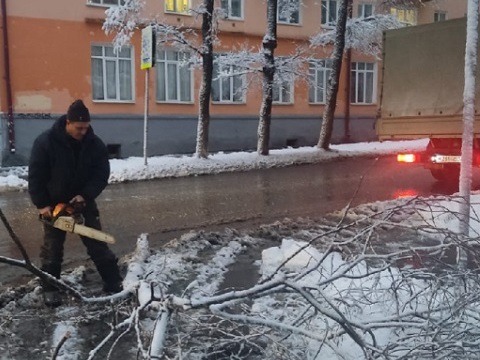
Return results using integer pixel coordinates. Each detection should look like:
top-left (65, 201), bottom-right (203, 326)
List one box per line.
top-left (321, 0), bottom-right (338, 26)
top-left (165, 0), bottom-right (189, 14)
top-left (390, 7), bottom-right (416, 26)
top-left (309, 59), bottom-right (332, 104)
top-left (351, 62), bottom-right (376, 104)
top-left (273, 75), bottom-right (293, 104)
top-left (212, 57), bottom-right (245, 103)
top-left (91, 45), bottom-right (134, 102)
top-left (156, 49), bottom-right (192, 103)
top-left (434, 11), bottom-right (447, 22)
top-left (221, 0), bottom-right (243, 19)
top-left (358, 3), bottom-right (373, 18)
top-left (88, 0), bottom-right (125, 6)
top-left (278, 0), bottom-right (300, 25)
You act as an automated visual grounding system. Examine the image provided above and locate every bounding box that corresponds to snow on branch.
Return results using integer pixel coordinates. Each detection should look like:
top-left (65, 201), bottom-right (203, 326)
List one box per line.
top-left (122, 197), bottom-right (480, 358)
top-left (278, 0), bottom-right (301, 24)
top-left (103, 0), bottom-right (145, 50)
top-left (103, 0), bottom-right (225, 57)
top-left (310, 14), bottom-right (403, 58)
top-left (7, 197), bottom-right (480, 358)
top-left (212, 50), bottom-right (306, 94)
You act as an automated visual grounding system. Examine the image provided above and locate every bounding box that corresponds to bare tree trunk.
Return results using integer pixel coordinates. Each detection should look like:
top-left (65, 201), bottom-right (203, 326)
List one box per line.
top-left (257, 0), bottom-right (278, 156)
top-left (317, 0), bottom-right (349, 150)
top-left (195, 0), bottom-right (214, 159)
top-left (458, 0), bottom-right (479, 268)
top-left (343, 0), bottom-right (353, 143)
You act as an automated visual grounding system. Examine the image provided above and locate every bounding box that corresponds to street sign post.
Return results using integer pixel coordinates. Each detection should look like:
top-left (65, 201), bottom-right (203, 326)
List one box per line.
top-left (141, 26), bottom-right (156, 165)
top-left (141, 25), bottom-right (155, 70)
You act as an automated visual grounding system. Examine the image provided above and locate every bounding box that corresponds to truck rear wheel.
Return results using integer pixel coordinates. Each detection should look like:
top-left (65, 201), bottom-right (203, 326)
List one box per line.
top-left (430, 166), bottom-right (460, 183)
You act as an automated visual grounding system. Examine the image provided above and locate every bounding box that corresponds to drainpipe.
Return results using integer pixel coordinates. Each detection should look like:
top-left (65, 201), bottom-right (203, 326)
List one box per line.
top-left (1, 0), bottom-right (15, 154)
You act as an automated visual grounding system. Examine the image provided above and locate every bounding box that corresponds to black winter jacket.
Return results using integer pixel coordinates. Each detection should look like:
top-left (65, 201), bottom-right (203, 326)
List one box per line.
top-left (28, 115), bottom-right (110, 209)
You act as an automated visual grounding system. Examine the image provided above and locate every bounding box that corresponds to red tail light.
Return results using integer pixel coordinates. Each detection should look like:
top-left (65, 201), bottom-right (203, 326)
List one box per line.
top-left (397, 154), bottom-right (417, 163)
top-left (475, 153), bottom-right (480, 166)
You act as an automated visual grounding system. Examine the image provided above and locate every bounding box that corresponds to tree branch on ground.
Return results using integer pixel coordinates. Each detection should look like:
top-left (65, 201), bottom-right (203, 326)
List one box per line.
top-left (4, 199), bottom-right (480, 358)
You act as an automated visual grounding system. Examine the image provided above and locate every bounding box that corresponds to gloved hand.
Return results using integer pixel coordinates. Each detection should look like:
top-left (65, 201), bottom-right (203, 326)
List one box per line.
top-left (38, 206), bottom-right (52, 219)
top-left (69, 195), bottom-right (85, 204)
top-left (69, 195), bottom-right (86, 224)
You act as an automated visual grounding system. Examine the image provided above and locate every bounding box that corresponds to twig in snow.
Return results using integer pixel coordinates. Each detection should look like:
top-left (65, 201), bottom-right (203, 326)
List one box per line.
top-left (51, 331), bottom-right (71, 360)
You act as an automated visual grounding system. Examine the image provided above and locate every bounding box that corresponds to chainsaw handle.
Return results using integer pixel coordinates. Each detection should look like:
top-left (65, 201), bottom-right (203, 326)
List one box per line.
top-left (39, 203), bottom-right (67, 224)
top-left (39, 202), bottom-right (86, 227)
top-left (70, 201), bottom-right (86, 214)
top-left (37, 205), bottom-right (53, 219)
top-left (39, 214), bottom-right (54, 226)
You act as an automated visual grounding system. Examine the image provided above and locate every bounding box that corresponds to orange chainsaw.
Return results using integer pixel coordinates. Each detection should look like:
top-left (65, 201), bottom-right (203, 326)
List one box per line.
top-left (40, 203), bottom-right (115, 244)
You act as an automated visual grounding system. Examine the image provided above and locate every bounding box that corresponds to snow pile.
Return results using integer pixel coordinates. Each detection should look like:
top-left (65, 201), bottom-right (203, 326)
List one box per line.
top-left (414, 194), bottom-right (480, 238)
top-left (255, 234), bottom-right (479, 359)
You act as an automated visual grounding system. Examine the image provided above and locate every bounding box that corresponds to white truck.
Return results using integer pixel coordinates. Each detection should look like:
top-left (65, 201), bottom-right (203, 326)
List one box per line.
top-left (376, 17), bottom-right (480, 181)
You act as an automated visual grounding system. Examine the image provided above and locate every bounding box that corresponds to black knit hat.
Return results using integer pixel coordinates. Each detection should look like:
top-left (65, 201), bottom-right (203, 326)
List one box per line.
top-left (67, 99), bottom-right (90, 122)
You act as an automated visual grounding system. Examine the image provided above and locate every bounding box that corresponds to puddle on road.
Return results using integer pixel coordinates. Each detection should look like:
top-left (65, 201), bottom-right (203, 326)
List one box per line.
top-left (219, 251), bottom-right (262, 292)
top-left (217, 237), bottom-right (284, 293)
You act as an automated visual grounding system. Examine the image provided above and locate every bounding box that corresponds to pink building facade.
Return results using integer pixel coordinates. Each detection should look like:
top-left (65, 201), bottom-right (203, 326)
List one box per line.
top-left (0, 0), bottom-right (468, 165)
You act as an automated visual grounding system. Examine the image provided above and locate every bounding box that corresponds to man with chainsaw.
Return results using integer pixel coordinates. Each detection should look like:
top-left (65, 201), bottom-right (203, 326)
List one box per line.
top-left (28, 99), bottom-right (123, 307)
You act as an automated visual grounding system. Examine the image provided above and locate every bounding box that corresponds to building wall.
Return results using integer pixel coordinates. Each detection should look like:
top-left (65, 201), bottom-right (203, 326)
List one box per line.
top-left (416, 0), bottom-right (468, 23)
top-left (0, 0), bottom-right (468, 165)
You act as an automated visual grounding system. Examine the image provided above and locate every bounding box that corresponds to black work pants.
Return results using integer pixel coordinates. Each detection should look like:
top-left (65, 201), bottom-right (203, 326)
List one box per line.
top-left (40, 201), bottom-right (121, 290)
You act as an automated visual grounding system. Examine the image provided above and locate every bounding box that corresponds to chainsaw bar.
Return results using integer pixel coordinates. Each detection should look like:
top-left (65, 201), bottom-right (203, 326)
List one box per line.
top-left (41, 215), bottom-right (116, 244)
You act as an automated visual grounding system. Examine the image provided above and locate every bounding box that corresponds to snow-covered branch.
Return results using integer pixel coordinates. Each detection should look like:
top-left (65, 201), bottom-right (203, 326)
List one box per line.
top-left (5, 196), bottom-right (480, 358)
top-left (103, 0), bottom-right (145, 50)
top-left (310, 14), bottom-right (403, 58)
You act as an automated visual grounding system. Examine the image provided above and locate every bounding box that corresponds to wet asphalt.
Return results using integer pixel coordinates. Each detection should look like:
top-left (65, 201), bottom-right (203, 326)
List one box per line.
top-left (0, 155), bottom-right (471, 285)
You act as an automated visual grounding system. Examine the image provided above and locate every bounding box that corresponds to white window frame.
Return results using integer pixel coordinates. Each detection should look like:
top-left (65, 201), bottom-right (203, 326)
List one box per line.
top-left (87, 0), bottom-right (124, 6)
top-left (309, 59), bottom-right (332, 104)
top-left (273, 77), bottom-right (293, 104)
top-left (321, 0), bottom-right (338, 27)
top-left (434, 11), bottom-right (447, 22)
top-left (212, 56), bottom-right (245, 104)
top-left (221, 0), bottom-right (244, 20)
top-left (277, 0), bottom-right (301, 25)
top-left (357, 3), bottom-right (374, 18)
top-left (91, 44), bottom-right (134, 102)
top-left (350, 62), bottom-right (376, 104)
top-left (272, 61), bottom-right (294, 105)
top-left (155, 49), bottom-right (193, 103)
top-left (165, 0), bottom-right (190, 14)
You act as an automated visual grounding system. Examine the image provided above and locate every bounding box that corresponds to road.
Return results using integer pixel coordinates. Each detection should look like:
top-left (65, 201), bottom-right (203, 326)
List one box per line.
top-left (0, 155), bottom-right (473, 284)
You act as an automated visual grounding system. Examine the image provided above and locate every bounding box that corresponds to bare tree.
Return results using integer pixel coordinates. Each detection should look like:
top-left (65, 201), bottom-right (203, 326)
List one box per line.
top-left (313, 0), bottom-right (426, 150)
top-left (196, 0), bottom-right (215, 159)
top-left (317, 0), bottom-right (349, 150)
top-left (257, 0), bottom-right (278, 156)
top-left (103, 0), bottom-right (217, 159)
top-left (458, 0), bottom-right (479, 268)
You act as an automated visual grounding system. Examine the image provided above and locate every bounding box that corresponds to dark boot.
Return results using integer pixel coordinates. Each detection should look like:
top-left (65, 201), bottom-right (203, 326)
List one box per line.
top-left (43, 290), bottom-right (62, 307)
top-left (95, 258), bottom-right (123, 294)
top-left (40, 263), bottom-right (62, 307)
top-left (103, 281), bottom-right (123, 294)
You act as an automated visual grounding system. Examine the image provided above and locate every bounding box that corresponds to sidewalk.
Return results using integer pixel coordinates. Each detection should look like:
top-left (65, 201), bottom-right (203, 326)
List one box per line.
top-left (0, 139), bottom-right (428, 192)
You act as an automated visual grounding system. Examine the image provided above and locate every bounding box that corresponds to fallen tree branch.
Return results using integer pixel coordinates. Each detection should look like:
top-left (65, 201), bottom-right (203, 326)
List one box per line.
top-left (51, 331), bottom-right (71, 360)
top-left (0, 207), bottom-right (31, 262)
